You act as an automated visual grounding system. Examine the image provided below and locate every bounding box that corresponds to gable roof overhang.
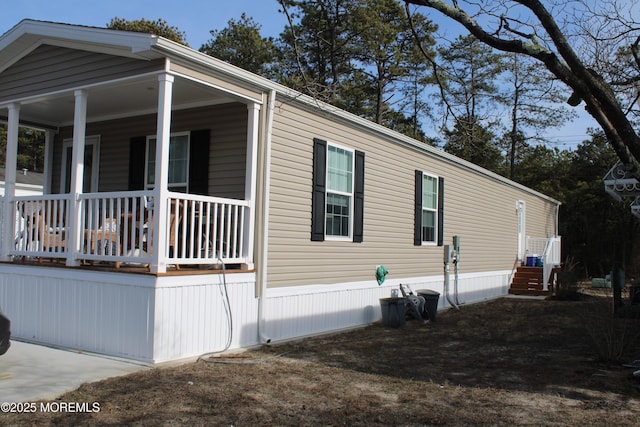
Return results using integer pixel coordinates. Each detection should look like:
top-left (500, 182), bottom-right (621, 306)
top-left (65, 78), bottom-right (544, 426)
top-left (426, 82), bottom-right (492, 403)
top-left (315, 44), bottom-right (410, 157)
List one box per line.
top-left (0, 20), bottom-right (265, 128)
top-left (0, 19), bottom-right (161, 73)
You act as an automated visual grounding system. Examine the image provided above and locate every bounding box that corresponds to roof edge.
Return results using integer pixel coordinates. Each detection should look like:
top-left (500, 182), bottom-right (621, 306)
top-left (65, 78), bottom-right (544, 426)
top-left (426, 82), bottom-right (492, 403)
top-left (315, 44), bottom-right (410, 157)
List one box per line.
top-left (0, 19), bottom-right (158, 58)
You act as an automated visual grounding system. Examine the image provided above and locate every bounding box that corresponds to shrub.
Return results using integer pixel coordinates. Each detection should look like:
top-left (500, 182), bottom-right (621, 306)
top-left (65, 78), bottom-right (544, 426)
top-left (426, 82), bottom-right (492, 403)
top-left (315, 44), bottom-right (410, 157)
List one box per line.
top-left (581, 290), bottom-right (640, 362)
top-left (552, 257), bottom-right (581, 300)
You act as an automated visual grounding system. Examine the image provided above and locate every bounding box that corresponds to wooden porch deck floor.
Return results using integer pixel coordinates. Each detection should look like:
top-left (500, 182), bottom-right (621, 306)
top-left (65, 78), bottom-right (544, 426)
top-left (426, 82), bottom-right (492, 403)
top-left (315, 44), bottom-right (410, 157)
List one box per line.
top-left (6, 258), bottom-right (251, 277)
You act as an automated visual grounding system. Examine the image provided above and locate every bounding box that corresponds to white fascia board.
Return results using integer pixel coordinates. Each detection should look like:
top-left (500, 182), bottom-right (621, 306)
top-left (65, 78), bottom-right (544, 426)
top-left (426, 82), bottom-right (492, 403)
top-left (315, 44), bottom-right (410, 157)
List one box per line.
top-left (1, 19), bottom-right (157, 52)
top-left (153, 38), bottom-right (271, 93)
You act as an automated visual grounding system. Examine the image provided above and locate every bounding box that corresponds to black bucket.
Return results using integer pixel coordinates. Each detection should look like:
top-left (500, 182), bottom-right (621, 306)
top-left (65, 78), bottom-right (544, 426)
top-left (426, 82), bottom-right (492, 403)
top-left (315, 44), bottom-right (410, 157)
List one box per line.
top-left (379, 297), bottom-right (407, 328)
top-left (417, 290), bottom-right (440, 322)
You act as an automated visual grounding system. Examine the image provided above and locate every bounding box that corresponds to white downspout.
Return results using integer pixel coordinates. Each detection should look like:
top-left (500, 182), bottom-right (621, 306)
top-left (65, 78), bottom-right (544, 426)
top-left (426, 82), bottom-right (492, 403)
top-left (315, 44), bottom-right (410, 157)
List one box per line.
top-left (257, 89), bottom-right (276, 344)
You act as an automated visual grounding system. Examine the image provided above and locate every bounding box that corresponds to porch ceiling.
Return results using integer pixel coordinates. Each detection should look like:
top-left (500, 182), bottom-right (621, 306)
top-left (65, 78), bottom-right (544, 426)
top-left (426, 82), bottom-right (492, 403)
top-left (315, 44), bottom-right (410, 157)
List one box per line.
top-left (14, 75), bottom-right (232, 128)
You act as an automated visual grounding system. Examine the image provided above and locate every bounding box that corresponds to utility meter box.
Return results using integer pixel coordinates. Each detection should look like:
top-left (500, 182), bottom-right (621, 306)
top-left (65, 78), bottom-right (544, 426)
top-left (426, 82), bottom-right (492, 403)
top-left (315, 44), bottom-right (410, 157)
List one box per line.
top-left (443, 245), bottom-right (452, 263)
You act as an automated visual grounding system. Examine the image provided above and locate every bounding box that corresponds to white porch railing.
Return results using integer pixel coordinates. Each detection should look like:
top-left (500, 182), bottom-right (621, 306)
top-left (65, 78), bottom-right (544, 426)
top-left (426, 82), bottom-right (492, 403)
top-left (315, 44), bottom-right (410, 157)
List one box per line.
top-left (13, 194), bottom-right (71, 257)
top-left (79, 191), bottom-right (154, 266)
top-left (165, 192), bottom-right (250, 266)
top-left (526, 236), bottom-right (562, 291)
top-left (8, 191), bottom-right (250, 268)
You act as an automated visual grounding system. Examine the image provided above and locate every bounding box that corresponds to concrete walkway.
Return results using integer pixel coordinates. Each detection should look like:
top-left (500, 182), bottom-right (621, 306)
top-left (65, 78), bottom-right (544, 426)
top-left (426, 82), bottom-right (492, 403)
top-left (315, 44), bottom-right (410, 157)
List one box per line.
top-left (0, 340), bottom-right (148, 402)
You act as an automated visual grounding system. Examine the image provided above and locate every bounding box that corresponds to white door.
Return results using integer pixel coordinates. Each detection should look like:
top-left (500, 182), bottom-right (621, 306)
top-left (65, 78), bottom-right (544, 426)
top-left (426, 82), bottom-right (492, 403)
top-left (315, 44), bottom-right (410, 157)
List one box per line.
top-left (517, 200), bottom-right (526, 262)
top-left (61, 136), bottom-right (100, 193)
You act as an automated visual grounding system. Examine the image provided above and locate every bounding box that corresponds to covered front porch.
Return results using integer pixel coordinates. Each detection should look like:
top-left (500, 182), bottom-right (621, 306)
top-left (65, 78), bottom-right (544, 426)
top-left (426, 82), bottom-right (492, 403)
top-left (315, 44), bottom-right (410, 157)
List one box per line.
top-left (0, 21), bottom-right (276, 362)
top-left (0, 45), bottom-right (266, 273)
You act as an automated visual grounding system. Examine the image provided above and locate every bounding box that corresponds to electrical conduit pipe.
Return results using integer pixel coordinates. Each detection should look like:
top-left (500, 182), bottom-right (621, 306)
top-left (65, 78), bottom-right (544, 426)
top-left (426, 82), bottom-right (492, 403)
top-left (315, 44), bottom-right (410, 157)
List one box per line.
top-left (444, 245), bottom-right (460, 310)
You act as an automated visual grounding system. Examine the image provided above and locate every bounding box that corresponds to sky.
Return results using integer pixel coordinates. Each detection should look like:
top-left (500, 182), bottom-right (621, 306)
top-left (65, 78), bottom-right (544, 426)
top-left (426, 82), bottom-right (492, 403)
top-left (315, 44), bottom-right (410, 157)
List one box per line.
top-left (1, 0), bottom-right (598, 149)
top-left (0, 0), bottom-right (287, 49)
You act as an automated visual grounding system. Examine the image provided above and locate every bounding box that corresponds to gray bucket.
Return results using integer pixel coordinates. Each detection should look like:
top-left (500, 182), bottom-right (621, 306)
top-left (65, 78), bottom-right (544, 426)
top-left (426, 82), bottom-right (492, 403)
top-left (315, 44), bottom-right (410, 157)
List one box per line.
top-left (379, 297), bottom-right (407, 328)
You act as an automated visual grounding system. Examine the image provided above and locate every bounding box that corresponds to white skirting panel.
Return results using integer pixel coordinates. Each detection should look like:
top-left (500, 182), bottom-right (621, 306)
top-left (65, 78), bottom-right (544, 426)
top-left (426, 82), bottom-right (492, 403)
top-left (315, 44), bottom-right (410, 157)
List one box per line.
top-left (0, 264), bottom-right (509, 362)
top-left (262, 270), bottom-right (512, 343)
top-left (152, 272), bottom-right (258, 363)
top-left (0, 264), bottom-right (257, 363)
top-left (0, 265), bottom-right (157, 361)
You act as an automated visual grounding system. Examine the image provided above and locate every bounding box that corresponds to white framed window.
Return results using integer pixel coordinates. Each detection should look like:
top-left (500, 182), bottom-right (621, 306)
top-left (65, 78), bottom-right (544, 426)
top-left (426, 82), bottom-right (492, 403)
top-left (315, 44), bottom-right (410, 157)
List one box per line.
top-left (312, 138), bottom-right (364, 243)
top-left (421, 173), bottom-right (438, 244)
top-left (325, 143), bottom-right (354, 239)
top-left (145, 132), bottom-right (190, 192)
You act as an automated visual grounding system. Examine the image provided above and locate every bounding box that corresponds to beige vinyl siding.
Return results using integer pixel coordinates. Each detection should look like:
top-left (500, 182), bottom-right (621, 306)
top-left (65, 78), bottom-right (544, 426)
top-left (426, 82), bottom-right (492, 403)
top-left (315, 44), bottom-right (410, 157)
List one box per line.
top-left (520, 193), bottom-right (558, 238)
top-left (266, 101), bottom-right (559, 288)
top-left (0, 45), bottom-right (164, 102)
top-left (205, 104), bottom-right (248, 199)
top-left (52, 103), bottom-right (247, 197)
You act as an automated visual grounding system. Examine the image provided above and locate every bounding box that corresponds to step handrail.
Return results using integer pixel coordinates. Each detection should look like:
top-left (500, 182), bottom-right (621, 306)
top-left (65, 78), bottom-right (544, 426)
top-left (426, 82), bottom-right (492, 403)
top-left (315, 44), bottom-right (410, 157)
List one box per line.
top-left (542, 236), bottom-right (561, 291)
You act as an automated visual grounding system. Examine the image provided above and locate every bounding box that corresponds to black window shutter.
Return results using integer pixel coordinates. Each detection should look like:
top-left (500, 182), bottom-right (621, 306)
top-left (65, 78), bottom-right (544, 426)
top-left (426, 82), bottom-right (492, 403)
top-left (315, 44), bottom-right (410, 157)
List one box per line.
top-left (437, 176), bottom-right (445, 246)
top-left (189, 129), bottom-right (210, 195)
top-left (353, 150), bottom-right (365, 243)
top-left (311, 138), bottom-right (327, 241)
top-left (414, 170), bottom-right (423, 246)
top-left (128, 136), bottom-right (146, 190)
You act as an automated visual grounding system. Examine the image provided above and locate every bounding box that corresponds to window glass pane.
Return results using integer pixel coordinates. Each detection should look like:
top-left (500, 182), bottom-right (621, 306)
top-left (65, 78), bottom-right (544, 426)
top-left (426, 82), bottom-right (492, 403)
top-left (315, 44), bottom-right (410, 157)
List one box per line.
top-left (422, 175), bottom-right (437, 209)
top-left (147, 135), bottom-right (189, 190)
top-left (64, 146), bottom-right (72, 193)
top-left (327, 145), bottom-right (353, 193)
top-left (326, 193), bottom-right (351, 237)
top-left (168, 135), bottom-right (188, 184)
top-left (422, 210), bottom-right (435, 242)
top-left (147, 141), bottom-right (156, 186)
top-left (83, 146), bottom-right (93, 192)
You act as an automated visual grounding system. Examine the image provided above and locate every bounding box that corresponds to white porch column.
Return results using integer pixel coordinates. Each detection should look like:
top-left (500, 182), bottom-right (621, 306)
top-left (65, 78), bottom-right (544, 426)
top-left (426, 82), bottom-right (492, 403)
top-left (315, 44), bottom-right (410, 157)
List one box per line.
top-left (149, 73), bottom-right (174, 274)
top-left (0, 104), bottom-right (20, 261)
top-left (66, 89), bottom-right (88, 267)
top-left (243, 103), bottom-right (260, 269)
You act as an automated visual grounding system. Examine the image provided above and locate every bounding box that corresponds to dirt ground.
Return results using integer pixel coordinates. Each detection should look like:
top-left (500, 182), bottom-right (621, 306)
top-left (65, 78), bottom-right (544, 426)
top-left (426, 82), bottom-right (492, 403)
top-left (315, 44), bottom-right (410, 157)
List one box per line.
top-left (3, 287), bottom-right (640, 426)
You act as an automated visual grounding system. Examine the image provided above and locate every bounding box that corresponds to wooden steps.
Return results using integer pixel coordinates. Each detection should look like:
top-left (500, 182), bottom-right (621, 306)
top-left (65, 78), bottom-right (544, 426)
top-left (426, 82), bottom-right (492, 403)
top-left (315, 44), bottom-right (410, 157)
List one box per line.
top-left (509, 266), bottom-right (550, 296)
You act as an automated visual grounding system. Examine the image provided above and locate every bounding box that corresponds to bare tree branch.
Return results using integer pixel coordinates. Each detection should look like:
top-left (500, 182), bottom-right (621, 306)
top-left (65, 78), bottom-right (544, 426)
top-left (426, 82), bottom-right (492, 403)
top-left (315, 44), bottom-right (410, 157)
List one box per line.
top-left (278, 0), bottom-right (314, 96)
top-left (404, 3), bottom-right (460, 127)
top-left (404, 0), bottom-right (640, 177)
